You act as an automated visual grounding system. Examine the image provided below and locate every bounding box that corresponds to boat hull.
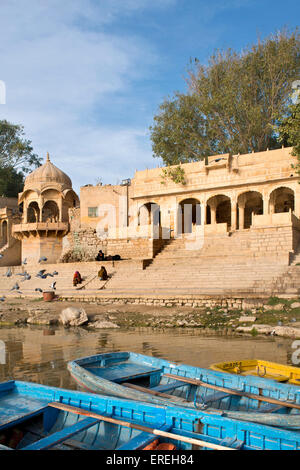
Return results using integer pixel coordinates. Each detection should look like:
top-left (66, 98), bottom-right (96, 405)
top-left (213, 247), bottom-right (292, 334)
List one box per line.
top-left (1, 380), bottom-right (300, 450)
top-left (210, 359), bottom-right (300, 384)
top-left (67, 351), bottom-right (300, 429)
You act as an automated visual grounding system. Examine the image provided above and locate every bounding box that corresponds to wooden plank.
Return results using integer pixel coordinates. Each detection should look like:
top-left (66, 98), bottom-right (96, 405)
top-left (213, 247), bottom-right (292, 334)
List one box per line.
top-left (152, 381), bottom-right (187, 393)
top-left (22, 417), bottom-right (99, 450)
top-left (163, 373), bottom-right (300, 411)
top-left (123, 382), bottom-right (188, 402)
top-left (48, 402), bottom-right (236, 451)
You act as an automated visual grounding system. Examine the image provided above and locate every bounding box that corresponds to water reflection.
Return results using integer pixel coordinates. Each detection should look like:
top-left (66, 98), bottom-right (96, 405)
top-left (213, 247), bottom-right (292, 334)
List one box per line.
top-left (0, 325), bottom-right (296, 390)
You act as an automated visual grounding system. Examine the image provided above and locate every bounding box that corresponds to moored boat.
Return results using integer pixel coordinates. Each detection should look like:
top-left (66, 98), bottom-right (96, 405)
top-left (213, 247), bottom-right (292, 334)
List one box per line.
top-left (67, 351), bottom-right (300, 429)
top-left (1, 379), bottom-right (300, 450)
top-left (210, 359), bottom-right (300, 384)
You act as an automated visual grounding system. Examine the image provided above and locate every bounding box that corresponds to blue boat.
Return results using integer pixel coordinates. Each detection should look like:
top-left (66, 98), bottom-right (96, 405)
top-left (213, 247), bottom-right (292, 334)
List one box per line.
top-left (67, 351), bottom-right (300, 429)
top-left (1, 379), bottom-right (300, 450)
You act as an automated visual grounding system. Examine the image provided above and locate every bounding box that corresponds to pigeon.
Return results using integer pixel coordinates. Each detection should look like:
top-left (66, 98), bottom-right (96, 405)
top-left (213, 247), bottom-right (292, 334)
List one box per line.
top-left (0, 254), bottom-right (3, 259)
top-left (35, 288), bottom-right (43, 293)
top-left (22, 258), bottom-right (27, 265)
top-left (36, 269), bottom-right (46, 277)
top-left (50, 281), bottom-right (56, 290)
top-left (38, 256), bottom-right (47, 263)
top-left (52, 271), bottom-right (58, 276)
top-left (5, 268), bottom-right (12, 277)
top-left (36, 269), bottom-right (47, 279)
top-left (11, 283), bottom-right (20, 291)
top-left (22, 274), bottom-right (31, 281)
top-left (0, 296), bottom-right (5, 302)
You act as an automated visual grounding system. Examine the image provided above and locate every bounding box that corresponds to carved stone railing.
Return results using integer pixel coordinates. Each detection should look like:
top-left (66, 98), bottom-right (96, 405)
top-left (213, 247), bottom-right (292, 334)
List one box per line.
top-left (12, 222), bottom-right (69, 238)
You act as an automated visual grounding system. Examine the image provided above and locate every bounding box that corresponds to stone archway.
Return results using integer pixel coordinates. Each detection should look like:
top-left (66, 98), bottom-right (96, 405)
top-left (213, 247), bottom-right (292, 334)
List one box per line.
top-left (1, 220), bottom-right (7, 245)
top-left (269, 187), bottom-right (295, 214)
top-left (42, 200), bottom-right (59, 223)
top-left (138, 202), bottom-right (161, 227)
top-left (207, 195), bottom-right (231, 228)
top-left (178, 198), bottom-right (201, 234)
top-left (237, 191), bottom-right (263, 229)
top-left (27, 201), bottom-right (40, 223)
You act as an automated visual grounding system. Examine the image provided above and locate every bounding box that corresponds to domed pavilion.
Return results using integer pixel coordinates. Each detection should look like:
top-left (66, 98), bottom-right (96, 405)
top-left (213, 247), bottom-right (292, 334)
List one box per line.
top-left (12, 153), bottom-right (79, 264)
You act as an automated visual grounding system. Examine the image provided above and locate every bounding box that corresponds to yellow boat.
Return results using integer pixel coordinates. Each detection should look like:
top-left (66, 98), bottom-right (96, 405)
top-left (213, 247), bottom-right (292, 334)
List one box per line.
top-left (210, 359), bottom-right (300, 385)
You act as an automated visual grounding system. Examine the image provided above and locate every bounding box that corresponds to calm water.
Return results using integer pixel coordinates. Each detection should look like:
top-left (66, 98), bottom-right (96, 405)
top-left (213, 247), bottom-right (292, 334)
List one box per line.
top-left (0, 325), bottom-right (296, 390)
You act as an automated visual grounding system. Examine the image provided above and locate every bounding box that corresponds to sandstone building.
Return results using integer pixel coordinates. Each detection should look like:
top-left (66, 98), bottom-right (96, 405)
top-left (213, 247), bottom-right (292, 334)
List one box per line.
top-left (0, 146), bottom-right (299, 298)
top-left (0, 146), bottom-right (299, 290)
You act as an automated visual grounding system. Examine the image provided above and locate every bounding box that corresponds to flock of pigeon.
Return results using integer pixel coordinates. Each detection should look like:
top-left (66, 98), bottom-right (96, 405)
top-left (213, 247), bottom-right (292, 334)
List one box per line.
top-left (0, 255), bottom-right (59, 301)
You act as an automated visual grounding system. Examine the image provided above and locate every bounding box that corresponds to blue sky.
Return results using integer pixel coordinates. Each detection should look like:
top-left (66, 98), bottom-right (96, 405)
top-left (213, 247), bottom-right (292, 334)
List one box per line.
top-left (0, 0), bottom-right (299, 193)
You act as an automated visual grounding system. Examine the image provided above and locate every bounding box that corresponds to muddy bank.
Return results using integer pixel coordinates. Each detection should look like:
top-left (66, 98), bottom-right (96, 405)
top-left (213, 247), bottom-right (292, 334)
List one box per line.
top-left (1, 295), bottom-right (300, 339)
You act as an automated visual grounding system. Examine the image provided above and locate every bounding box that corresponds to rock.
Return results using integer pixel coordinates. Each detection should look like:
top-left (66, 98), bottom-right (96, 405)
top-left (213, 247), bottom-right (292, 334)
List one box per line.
top-left (236, 325), bottom-right (274, 334)
top-left (271, 326), bottom-right (300, 338)
top-left (264, 304), bottom-right (284, 311)
top-left (239, 316), bottom-right (256, 323)
top-left (60, 307), bottom-right (88, 327)
top-left (291, 302), bottom-right (300, 309)
top-left (90, 320), bottom-right (119, 329)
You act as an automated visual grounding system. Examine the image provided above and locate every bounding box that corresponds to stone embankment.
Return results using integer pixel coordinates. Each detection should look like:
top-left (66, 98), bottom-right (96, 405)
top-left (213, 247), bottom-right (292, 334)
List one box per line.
top-left (1, 296), bottom-right (300, 339)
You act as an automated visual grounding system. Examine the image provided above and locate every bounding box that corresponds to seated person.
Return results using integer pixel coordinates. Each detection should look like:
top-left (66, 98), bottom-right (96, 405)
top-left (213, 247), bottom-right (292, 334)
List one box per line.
top-left (98, 266), bottom-right (108, 281)
top-left (73, 271), bottom-right (82, 286)
top-left (95, 250), bottom-right (105, 261)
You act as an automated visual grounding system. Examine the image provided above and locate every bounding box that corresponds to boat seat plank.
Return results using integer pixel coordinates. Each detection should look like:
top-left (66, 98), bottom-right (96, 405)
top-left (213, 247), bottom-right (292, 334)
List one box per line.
top-left (22, 417), bottom-right (100, 450)
top-left (152, 381), bottom-right (187, 393)
top-left (257, 403), bottom-right (287, 413)
top-left (0, 393), bottom-right (48, 430)
top-left (200, 391), bottom-right (231, 405)
top-left (86, 363), bottom-right (162, 383)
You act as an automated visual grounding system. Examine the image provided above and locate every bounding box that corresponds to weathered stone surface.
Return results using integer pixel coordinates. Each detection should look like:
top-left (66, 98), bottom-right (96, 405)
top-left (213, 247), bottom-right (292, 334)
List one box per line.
top-left (291, 302), bottom-right (300, 309)
top-left (239, 316), bottom-right (256, 323)
top-left (60, 307), bottom-right (88, 326)
top-left (89, 320), bottom-right (119, 329)
top-left (264, 304), bottom-right (284, 311)
top-left (271, 326), bottom-right (300, 338)
top-left (236, 325), bottom-right (274, 334)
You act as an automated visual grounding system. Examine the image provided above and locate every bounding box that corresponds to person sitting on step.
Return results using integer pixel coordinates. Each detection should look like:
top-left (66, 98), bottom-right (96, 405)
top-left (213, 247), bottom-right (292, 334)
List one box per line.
top-left (98, 266), bottom-right (108, 281)
top-left (95, 250), bottom-right (105, 261)
top-left (73, 271), bottom-right (82, 286)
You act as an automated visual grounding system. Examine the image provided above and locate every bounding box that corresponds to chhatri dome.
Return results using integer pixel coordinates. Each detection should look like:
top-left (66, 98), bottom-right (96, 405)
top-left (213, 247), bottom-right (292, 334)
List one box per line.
top-left (24, 152), bottom-right (72, 190)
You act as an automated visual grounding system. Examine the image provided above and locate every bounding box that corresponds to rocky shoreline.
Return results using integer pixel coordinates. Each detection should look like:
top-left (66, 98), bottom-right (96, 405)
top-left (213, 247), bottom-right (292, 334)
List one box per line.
top-left (0, 296), bottom-right (300, 339)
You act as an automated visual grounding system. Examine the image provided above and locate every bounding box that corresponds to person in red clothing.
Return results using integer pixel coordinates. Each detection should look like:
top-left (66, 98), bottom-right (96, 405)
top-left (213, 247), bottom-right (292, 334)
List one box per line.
top-left (73, 271), bottom-right (82, 286)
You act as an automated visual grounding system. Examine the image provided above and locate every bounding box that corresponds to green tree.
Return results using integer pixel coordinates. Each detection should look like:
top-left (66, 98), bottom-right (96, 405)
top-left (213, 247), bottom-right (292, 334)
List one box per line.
top-left (0, 120), bottom-right (41, 173)
top-left (150, 29), bottom-right (300, 165)
top-left (0, 166), bottom-right (24, 197)
top-left (278, 101), bottom-right (300, 173)
top-left (0, 120), bottom-right (41, 197)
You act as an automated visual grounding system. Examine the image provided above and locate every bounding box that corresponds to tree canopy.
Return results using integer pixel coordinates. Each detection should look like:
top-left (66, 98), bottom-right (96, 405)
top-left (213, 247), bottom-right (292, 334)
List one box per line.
top-left (150, 29), bottom-right (300, 166)
top-left (0, 120), bottom-right (41, 197)
top-left (278, 101), bottom-right (300, 173)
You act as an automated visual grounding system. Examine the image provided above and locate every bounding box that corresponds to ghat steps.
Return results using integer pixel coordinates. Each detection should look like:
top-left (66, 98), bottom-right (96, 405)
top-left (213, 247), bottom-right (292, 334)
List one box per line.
top-left (1, 230), bottom-right (300, 298)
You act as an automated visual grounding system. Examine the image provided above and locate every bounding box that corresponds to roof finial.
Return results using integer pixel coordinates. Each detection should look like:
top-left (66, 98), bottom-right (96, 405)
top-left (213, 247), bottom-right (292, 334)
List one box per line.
top-left (46, 152), bottom-right (50, 162)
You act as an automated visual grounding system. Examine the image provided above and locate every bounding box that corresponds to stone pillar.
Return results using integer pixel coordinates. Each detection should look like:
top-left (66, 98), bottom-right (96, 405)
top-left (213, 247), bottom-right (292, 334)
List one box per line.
top-left (231, 197), bottom-right (237, 231)
top-left (201, 201), bottom-right (206, 225)
top-left (210, 201), bottom-right (217, 224)
top-left (58, 199), bottom-right (63, 222)
top-left (294, 187), bottom-right (300, 218)
top-left (269, 194), bottom-right (275, 214)
top-left (23, 201), bottom-right (28, 223)
top-left (263, 194), bottom-right (268, 214)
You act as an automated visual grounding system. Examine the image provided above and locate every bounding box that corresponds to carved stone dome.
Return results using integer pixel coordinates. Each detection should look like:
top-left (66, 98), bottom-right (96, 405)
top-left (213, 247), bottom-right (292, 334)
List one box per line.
top-left (24, 153), bottom-right (72, 189)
